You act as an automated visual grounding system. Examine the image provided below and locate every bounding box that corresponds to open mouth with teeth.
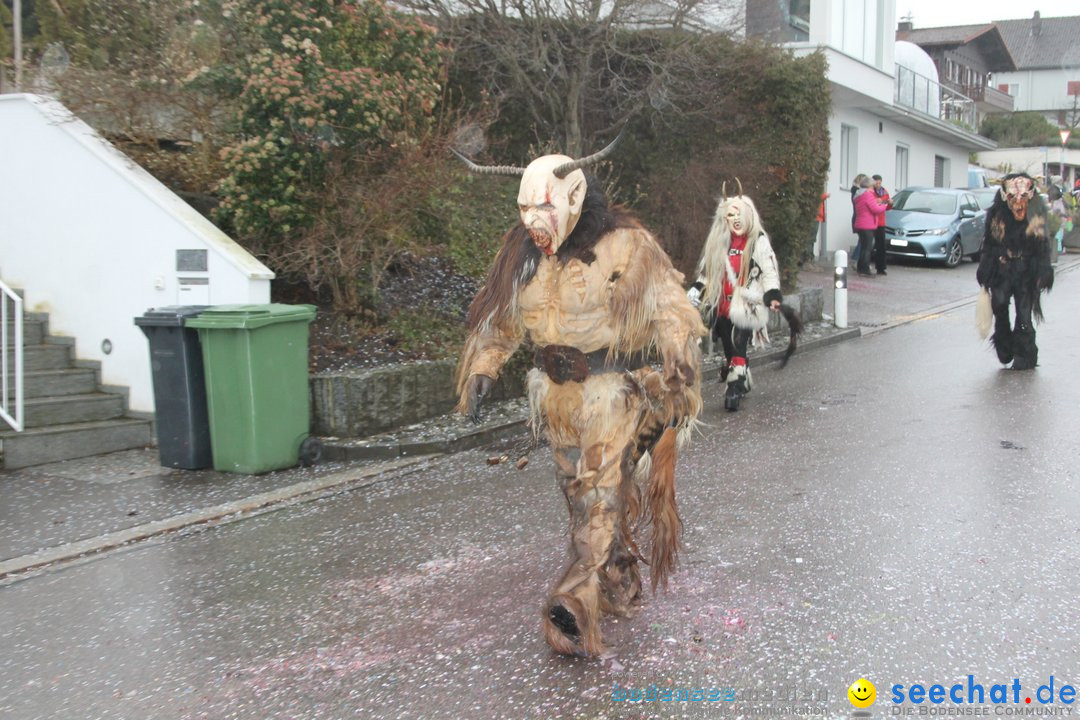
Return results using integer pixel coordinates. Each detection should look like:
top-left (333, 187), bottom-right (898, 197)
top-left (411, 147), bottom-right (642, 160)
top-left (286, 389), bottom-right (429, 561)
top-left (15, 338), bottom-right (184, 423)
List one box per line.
top-left (1007, 199), bottom-right (1028, 221)
top-left (528, 228), bottom-right (556, 255)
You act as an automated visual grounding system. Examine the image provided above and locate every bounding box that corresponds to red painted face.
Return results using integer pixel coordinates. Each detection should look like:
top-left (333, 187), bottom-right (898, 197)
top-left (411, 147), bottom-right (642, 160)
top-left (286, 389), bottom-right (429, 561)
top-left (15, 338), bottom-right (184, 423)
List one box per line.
top-left (1002, 176), bottom-right (1035, 221)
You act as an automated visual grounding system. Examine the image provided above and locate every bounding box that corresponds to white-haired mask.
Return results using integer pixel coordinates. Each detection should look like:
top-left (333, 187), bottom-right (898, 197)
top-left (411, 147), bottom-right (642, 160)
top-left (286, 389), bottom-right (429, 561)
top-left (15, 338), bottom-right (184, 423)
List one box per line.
top-left (720, 195), bottom-right (761, 239)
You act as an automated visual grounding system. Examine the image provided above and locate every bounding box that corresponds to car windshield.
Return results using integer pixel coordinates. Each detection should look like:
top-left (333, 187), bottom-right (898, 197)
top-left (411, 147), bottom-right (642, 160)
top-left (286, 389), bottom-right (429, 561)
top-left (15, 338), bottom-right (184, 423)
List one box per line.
top-left (892, 190), bottom-right (958, 215)
top-left (973, 190), bottom-right (998, 210)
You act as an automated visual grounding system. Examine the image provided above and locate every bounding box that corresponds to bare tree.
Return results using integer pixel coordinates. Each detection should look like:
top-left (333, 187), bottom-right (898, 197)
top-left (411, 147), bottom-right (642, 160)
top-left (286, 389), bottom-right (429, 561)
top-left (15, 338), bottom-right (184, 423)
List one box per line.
top-left (402, 0), bottom-right (744, 156)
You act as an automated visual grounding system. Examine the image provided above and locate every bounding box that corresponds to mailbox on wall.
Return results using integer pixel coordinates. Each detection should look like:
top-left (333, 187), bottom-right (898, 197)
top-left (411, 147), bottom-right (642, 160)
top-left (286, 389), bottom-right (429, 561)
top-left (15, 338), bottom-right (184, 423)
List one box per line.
top-left (177, 249), bottom-right (209, 304)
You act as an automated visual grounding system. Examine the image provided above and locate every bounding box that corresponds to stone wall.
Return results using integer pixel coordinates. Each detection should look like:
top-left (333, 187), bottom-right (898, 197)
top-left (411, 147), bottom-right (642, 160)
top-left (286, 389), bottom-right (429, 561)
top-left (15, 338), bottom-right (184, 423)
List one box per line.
top-left (311, 286), bottom-right (823, 438)
top-left (310, 360), bottom-right (524, 438)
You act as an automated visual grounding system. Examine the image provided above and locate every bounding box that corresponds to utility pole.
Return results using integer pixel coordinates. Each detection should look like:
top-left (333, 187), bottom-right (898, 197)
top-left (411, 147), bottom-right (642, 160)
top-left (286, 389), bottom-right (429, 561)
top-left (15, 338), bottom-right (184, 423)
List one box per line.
top-left (1061, 129), bottom-right (1072, 184)
top-left (13, 0), bottom-right (22, 89)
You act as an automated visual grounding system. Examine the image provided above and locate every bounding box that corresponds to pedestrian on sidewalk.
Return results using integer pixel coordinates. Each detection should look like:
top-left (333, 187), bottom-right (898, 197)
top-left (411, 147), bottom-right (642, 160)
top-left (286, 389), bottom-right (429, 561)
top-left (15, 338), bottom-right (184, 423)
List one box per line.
top-left (852, 175), bottom-right (887, 277)
top-left (871, 174), bottom-right (892, 275)
top-left (849, 174), bottom-right (866, 266)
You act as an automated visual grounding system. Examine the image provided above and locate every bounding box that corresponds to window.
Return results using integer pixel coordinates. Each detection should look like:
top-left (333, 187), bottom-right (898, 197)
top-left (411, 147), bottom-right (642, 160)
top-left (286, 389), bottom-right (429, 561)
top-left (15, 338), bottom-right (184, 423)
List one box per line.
top-left (789, 0), bottom-right (810, 40)
top-left (834, 0), bottom-right (885, 69)
top-left (895, 145), bottom-right (909, 190)
top-left (934, 155), bottom-right (950, 188)
top-left (841, 124), bottom-right (858, 187)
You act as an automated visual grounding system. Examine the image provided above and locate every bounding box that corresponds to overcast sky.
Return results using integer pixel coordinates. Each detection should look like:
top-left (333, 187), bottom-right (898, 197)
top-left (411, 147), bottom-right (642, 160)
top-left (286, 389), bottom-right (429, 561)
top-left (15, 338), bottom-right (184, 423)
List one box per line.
top-left (895, 0), bottom-right (1056, 29)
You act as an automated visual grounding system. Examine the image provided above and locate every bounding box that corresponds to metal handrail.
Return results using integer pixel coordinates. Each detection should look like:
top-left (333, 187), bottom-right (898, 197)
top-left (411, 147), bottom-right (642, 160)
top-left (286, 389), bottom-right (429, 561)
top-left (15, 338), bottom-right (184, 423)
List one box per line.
top-left (894, 64), bottom-right (978, 131)
top-left (1, 279), bottom-right (24, 432)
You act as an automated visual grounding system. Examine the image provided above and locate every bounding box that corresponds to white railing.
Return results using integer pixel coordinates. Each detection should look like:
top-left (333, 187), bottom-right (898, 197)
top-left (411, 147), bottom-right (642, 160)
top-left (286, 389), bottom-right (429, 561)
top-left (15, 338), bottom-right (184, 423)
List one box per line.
top-left (1, 279), bottom-right (24, 432)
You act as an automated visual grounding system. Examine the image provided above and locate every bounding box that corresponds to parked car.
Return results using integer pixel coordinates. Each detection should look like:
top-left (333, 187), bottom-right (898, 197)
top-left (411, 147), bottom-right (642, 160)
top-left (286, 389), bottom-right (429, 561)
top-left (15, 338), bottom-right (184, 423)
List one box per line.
top-left (970, 186), bottom-right (999, 211)
top-left (967, 166), bottom-right (990, 188)
top-left (884, 187), bottom-right (985, 267)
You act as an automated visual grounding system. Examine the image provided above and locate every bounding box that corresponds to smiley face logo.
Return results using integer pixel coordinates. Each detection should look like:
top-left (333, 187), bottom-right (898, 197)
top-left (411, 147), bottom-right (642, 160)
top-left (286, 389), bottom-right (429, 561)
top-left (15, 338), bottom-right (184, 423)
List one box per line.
top-left (848, 678), bottom-right (876, 708)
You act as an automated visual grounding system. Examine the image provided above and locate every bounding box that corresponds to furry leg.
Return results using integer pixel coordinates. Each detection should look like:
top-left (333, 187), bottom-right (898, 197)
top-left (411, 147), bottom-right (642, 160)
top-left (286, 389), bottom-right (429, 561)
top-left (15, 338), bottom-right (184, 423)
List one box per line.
top-left (1010, 295), bottom-right (1038, 370)
top-left (990, 289), bottom-right (1014, 365)
top-left (599, 450), bottom-right (643, 617)
top-left (724, 364), bottom-right (748, 411)
top-left (543, 445), bottom-right (624, 658)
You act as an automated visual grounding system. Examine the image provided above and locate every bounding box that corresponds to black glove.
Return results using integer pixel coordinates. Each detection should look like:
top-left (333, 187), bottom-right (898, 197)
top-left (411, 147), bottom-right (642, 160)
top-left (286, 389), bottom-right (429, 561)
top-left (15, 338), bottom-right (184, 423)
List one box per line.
top-left (465, 374), bottom-right (494, 424)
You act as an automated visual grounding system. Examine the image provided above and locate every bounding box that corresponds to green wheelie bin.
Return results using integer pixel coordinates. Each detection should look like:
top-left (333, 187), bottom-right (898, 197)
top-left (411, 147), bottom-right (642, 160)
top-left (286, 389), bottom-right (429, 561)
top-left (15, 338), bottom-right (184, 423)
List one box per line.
top-left (185, 304), bottom-right (320, 474)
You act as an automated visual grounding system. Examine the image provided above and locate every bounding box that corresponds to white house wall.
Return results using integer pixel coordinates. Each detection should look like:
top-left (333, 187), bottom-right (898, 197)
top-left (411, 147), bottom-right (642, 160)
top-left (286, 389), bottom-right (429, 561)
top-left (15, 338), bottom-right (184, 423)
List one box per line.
top-left (976, 146), bottom-right (1080, 185)
top-left (818, 107), bottom-right (971, 259)
top-left (0, 94), bottom-right (273, 414)
top-left (992, 68), bottom-right (1076, 117)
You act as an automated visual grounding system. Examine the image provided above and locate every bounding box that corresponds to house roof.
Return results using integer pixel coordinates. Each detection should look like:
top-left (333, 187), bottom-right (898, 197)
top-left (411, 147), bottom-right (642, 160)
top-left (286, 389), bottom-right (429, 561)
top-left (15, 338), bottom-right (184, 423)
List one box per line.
top-left (897, 24), bottom-right (995, 46)
top-left (993, 14), bottom-right (1080, 70)
top-left (897, 23), bottom-right (1016, 71)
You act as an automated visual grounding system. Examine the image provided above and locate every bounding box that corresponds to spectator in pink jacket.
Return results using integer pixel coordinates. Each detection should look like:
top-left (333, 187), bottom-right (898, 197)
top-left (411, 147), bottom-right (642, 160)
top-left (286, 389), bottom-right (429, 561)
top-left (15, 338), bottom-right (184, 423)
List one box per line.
top-left (852, 175), bottom-right (888, 277)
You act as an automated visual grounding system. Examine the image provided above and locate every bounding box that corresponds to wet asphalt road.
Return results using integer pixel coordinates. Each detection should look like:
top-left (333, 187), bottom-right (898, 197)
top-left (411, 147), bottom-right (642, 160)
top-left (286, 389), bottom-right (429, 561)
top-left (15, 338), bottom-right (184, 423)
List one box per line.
top-left (3, 267), bottom-right (1080, 720)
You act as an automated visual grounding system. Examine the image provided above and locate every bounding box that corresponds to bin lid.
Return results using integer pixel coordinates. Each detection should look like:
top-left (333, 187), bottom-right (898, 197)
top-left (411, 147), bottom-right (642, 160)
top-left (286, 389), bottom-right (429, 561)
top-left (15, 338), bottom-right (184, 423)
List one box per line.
top-left (185, 303), bottom-right (317, 330)
top-left (134, 305), bottom-right (212, 328)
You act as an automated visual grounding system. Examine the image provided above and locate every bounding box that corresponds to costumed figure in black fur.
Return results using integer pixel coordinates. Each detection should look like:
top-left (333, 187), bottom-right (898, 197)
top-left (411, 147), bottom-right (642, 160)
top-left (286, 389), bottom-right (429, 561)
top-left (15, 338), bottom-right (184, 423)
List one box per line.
top-left (975, 173), bottom-right (1054, 370)
top-left (688, 182), bottom-right (802, 411)
top-left (452, 137), bottom-right (704, 657)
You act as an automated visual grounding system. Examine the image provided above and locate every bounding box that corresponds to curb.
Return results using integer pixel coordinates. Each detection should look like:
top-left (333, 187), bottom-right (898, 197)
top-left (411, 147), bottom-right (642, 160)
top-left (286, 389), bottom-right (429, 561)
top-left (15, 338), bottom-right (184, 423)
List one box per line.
top-left (324, 324), bottom-right (864, 463)
top-left (322, 419), bottom-right (528, 462)
top-left (0, 454), bottom-right (435, 582)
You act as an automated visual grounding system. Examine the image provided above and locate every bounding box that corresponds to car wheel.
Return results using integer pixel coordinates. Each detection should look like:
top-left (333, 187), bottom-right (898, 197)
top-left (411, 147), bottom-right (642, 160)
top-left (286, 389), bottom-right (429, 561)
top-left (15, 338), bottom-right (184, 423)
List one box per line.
top-left (944, 237), bottom-right (963, 268)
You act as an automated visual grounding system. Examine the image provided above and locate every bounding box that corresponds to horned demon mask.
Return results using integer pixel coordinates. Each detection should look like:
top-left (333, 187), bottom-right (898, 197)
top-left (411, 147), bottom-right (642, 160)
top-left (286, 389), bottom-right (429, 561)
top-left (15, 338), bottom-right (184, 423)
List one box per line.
top-left (452, 132), bottom-right (623, 255)
top-left (1000, 174), bottom-right (1036, 222)
top-left (716, 179), bottom-right (761, 240)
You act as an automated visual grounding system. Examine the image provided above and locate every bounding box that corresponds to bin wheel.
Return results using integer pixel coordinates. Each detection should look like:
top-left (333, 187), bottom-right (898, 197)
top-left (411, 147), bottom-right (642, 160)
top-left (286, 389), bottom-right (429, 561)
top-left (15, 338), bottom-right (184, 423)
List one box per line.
top-left (299, 437), bottom-right (323, 467)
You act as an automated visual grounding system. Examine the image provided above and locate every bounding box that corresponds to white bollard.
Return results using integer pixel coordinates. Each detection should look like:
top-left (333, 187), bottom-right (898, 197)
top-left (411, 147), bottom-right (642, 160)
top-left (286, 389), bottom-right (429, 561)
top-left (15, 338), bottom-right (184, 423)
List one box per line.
top-left (833, 250), bottom-right (848, 329)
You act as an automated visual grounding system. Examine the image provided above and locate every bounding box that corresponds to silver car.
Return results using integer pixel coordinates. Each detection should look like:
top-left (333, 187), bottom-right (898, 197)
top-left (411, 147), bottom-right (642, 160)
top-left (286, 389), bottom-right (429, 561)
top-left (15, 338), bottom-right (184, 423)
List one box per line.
top-left (970, 186), bottom-right (999, 211)
top-left (884, 187), bottom-right (985, 268)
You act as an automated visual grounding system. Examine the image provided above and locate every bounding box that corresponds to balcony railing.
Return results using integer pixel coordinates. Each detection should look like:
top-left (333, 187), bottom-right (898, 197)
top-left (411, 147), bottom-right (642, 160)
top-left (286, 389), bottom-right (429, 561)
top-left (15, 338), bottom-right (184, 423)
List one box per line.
top-left (962, 83), bottom-right (1015, 112)
top-left (894, 64), bottom-right (977, 131)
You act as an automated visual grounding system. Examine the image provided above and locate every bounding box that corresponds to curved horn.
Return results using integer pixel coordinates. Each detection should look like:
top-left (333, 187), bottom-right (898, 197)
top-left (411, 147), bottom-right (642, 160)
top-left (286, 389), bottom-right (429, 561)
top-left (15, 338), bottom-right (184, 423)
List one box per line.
top-left (552, 127), bottom-right (627, 179)
top-left (735, 177), bottom-right (743, 196)
top-left (450, 148), bottom-right (525, 176)
top-left (721, 181), bottom-right (727, 199)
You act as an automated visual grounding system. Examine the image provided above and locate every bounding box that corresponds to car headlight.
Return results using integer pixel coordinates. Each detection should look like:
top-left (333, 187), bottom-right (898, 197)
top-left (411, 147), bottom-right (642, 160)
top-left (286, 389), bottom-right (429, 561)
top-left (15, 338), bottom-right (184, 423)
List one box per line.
top-left (924, 227), bottom-right (949, 235)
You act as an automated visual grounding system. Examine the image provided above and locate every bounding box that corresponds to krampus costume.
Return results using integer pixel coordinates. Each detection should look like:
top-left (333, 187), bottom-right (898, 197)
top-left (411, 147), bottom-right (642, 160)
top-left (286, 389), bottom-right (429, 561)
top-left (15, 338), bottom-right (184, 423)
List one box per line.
top-left (975, 173), bottom-right (1054, 370)
top-left (688, 188), bottom-right (801, 411)
top-left (453, 140), bottom-right (705, 657)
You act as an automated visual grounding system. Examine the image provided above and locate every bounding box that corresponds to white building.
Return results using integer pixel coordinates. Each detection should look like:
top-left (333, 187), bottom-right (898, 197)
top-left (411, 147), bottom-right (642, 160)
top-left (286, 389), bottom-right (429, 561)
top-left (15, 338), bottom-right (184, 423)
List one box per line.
top-left (747, 0), bottom-right (996, 260)
top-left (0, 94), bottom-right (273, 415)
top-left (991, 13), bottom-right (1080, 128)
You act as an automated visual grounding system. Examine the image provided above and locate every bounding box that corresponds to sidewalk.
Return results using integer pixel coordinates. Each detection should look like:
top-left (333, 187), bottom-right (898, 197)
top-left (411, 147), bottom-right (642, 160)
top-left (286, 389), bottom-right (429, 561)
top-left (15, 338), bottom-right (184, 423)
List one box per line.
top-left (4, 257), bottom-right (1074, 579)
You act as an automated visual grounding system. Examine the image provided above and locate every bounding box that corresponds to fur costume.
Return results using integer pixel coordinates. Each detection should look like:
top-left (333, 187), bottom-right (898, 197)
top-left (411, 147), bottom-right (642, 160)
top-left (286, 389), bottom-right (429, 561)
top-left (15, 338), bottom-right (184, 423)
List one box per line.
top-left (975, 173), bottom-right (1054, 370)
top-left (453, 141), bottom-right (704, 658)
top-left (689, 191), bottom-right (801, 411)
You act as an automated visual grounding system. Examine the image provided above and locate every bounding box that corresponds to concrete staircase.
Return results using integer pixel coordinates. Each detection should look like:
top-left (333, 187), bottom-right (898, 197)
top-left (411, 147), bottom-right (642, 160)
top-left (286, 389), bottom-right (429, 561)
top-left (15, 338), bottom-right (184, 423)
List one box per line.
top-left (1, 310), bottom-right (151, 469)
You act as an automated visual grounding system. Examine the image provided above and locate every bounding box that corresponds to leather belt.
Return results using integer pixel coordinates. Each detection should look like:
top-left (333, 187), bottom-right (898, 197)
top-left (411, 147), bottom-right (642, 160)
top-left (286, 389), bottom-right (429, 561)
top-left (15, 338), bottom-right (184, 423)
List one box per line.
top-left (533, 345), bottom-right (650, 384)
